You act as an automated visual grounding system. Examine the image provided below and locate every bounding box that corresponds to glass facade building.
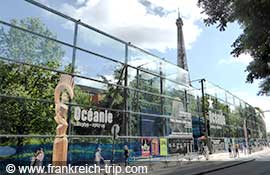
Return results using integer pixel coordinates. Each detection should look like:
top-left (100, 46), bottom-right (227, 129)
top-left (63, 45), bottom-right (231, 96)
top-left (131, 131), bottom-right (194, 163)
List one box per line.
top-left (200, 81), bottom-right (267, 152)
top-left (0, 0), bottom-right (266, 164)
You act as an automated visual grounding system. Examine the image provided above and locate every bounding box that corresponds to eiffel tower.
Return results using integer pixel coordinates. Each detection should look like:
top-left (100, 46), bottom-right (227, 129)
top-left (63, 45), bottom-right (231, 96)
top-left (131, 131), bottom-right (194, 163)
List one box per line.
top-left (176, 10), bottom-right (191, 84)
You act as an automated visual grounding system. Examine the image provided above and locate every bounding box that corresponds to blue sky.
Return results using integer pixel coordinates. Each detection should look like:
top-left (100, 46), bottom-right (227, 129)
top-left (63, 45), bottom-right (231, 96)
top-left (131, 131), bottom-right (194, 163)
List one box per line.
top-left (1, 0), bottom-right (269, 131)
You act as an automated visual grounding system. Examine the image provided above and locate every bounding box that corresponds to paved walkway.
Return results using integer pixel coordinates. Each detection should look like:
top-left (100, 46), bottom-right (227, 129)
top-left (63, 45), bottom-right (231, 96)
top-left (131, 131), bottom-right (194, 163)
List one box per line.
top-left (207, 146), bottom-right (270, 161)
top-left (144, 147), bottom-right (270, 175)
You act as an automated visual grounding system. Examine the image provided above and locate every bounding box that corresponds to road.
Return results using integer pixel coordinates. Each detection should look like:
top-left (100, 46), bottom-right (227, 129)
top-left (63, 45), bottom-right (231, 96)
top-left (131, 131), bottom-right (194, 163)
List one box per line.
top-left (152, 149), bottom-right (270, 175)
top-left (206, 151), bottom-right (270, 175)
top-left (205, 161), bottom-right (270, 175)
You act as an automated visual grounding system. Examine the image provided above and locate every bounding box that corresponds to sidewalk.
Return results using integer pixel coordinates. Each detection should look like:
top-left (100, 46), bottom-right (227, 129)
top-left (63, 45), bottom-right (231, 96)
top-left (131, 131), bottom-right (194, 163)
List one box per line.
top-left (146, 147), bottom-right (270, 175)
top-left (208, 146), bottom-right (270, 161)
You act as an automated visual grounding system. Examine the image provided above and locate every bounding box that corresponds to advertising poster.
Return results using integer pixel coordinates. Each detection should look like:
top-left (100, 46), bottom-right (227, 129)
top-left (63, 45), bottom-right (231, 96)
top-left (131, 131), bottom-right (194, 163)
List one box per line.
top-left (168, 138), bottom-right (192, 154)
top-left (211, 138), bottom-right (225, 152)
top-left (141, 138), bottom-right (151, 157)
top-left (151, 138), bottom-right (159, 156)
top-left (72, 106), bottom-right (117, 135)
top-left (160, 138), bottom-right (168, 156)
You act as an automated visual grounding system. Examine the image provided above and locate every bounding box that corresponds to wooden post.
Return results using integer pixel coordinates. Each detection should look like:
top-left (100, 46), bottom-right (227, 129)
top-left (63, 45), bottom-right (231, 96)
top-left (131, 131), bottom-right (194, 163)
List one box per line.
top-left (52, 74), bottom-right (74, 166)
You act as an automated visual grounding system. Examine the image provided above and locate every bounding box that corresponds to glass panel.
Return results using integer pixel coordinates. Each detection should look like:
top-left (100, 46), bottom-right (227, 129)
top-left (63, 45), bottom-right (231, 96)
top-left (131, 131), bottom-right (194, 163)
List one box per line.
top-left (77, 25), bottom-right (125, 63)
top-left (234, 98), bottom-right (240, 109)
top-left (168, 138), bottom-right (193, 154)
top-left (215, 88), bottom-right (226, 102)
top-left (69, 104), bottom-right (124, 136)
top-left (209, 127), bottom-right (223, 138)
top-left (164, 97), bottom-right (192, 137)
top-left (74, 77), bottom-right (125, 110)
top-left (162, 60), bottom-right (189, 85)
top-left (164, 98), bottom-right (184, 116)
top-left (0, 137), bottom-right (54, 166)
top-left (164, 80), bottom-right (186, 98)
top-left (0, 0), bottom-right (74, 43)
top-left (128, 46), bottom-right (161, 74)
top-left (0, 24), bottom-right (73, 71)
top-left (68, 137), bottom-right (160, 163)
top-left (75, 50), bottom-right (124, 84)
top-left (71, 77), bottom-right (126, 136)
top-left (127, 66), bottom-right (160, 94)
top-left (204, 81), bottom-right (215, 96)
top-left (128, 114), bottom-right (141, 136)
top-left (192, 116), bottom-right (203, 137)
top-left (169, 112), bottom-right (193, 137)
top-left (140, 114), bottom-right (166, 137)
top-left (0, 62), bottom-right (62, 100)
top-left (140, 97), bottom-right (162, 114)
top-left (0, 97), bottom-right (55, 135)
top-left (128, 47), bottom-right (189, 85)
top-left (226, 93), bottom-right (234, 105)
top-left (69, 137), bottom-right (113, 163)
top-left (128, 89), bottom-right (162, 115)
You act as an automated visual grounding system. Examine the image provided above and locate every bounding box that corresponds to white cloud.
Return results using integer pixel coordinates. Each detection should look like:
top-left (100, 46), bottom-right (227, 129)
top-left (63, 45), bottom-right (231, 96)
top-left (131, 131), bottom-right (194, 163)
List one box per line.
top-left (76, 0), bottom-right (87, 5)
top-left (218, 53), bottom-right (253, 65)
top-left (57, 0), bottom-right (203, 52)
top-left (76, 74), bottom-right (116, 90)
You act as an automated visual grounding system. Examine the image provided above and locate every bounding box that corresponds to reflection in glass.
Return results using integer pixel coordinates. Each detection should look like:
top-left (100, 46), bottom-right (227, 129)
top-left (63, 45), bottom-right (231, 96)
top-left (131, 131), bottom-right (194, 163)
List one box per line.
top-left (0, 97), bottom-right (56, 137)
top-left (75, 50), bottom-right (124, 83)
top-left (74, 77), bottom-right (125, 110)
top-left (77, 25), bottom-right (125, 63)
top-left (0, 21), bottom-right (73, 71)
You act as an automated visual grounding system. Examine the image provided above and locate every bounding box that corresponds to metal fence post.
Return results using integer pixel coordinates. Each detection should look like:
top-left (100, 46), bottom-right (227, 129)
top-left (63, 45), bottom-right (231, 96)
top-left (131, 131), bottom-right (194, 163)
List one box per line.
top-left (67, 20), bottom-right (79, 162)
top-left (124, 44), bottom-right (129, 137)
top-left (160, 59), bottom-right (165, 136)
top-left (200, 79), bottom-right (208, 137)
top-left (67, 20), bottom-right (79, 135)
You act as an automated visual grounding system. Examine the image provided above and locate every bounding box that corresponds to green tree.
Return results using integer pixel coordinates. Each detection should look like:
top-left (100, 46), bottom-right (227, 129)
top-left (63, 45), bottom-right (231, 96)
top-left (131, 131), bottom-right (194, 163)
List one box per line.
top-left (99, 65), bottom-right (126, 109)
top-left (0, 18), bottom-right (65, 146)
top-left (70, 65), bottom-right (127, 137)
top-left (128, 71), bottom-right (163, 136)
top-left (198, 0), bottom-right (270, 95)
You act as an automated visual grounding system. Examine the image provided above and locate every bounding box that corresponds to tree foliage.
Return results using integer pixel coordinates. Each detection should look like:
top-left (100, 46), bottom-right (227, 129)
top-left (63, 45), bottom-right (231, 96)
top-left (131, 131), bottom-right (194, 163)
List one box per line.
top-left (0, 18), bottom-right (64, 146)
top-left (202, 94), bottom-right (267, 138)
top-left (198, 0), bottom-right (270, 95)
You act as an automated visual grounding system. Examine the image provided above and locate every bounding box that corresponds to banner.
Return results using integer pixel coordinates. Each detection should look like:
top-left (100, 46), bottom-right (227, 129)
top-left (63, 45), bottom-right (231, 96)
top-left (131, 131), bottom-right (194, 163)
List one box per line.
top-left (141, 138), bottom-right (151, 157)
top-left (170, 100), bottom-right (192, 137)
top-left (168, 138), bottom-right (192, 154)
top-left (151, 138), bottom-right (159, 156)
top-left (160, 138), bottom-right (168, 156)
top-left (211, 138), bottom-right (225, 152)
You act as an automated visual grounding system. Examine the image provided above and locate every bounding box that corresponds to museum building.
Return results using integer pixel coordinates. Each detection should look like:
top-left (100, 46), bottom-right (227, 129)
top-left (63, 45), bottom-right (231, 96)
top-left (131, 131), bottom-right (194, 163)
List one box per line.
top-left (0, 0), bottom-right (266, 163)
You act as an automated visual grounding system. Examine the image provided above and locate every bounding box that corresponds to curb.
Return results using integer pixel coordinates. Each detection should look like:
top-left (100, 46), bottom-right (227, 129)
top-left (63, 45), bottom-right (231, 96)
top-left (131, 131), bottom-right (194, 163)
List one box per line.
top-left (189, 158), bottom-right (255, 175)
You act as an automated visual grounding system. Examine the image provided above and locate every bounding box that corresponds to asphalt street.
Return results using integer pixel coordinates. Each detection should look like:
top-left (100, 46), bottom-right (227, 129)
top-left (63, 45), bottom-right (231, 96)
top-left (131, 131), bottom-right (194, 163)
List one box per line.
top-left (205, 161), bottom-right (270, 175)
top-left (206, 152), bottom-right (270, 175)
top-left (152, 149), bottom-right (270, 175)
